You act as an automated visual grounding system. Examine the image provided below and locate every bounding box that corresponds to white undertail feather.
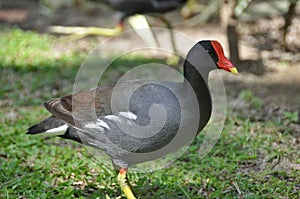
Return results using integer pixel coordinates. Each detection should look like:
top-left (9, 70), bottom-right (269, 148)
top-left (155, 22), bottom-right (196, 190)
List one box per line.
top-left (44, 124), bottom-right (69, 136)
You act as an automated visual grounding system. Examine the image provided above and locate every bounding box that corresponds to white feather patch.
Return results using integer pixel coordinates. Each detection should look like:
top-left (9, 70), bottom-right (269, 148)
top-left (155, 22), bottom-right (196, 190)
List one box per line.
top-left (45, 124), bottom-right (68, 136)
top-left (97, 119), bottom-right (110, 129)
top-left (119, 112), bottom-right (137, 120)
top-left (84, 123), bottom-right (104, 131)
top-left (84, 119), bottom-right (110, 131)
top-left (84, 119), bottom-right (110, 130)
top-left (104, 115), bottom-right (121, 122)
top-left (87, 141), bottom-right (97, 146)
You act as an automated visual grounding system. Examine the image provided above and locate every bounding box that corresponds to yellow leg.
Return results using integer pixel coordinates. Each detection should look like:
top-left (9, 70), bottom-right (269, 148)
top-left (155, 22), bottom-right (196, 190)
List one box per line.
top-left (48, 23), bottom-right (123, 41)
top-left (128, 14), bottom-right (159, 48)
top-left (181, 0), bottom-right (203, 19)
top-left (117, 168), bottom-right (136, 199)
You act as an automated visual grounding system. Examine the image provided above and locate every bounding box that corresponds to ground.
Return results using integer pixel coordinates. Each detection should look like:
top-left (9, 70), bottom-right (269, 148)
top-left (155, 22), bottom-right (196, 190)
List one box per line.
top-left (2, 0), bottom-right (299, 110)
top-left (0, 0), bottom-right (299, 198)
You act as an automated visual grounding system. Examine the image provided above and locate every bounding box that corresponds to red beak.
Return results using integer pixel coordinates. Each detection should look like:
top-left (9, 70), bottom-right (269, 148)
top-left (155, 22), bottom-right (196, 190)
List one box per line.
top-left (218, 57), bottom-right (238, 74)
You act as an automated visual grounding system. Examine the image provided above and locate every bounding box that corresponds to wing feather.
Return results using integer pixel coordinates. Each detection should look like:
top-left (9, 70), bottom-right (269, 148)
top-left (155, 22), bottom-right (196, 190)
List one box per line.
top-left (44, 85), bottom-right (115, 127)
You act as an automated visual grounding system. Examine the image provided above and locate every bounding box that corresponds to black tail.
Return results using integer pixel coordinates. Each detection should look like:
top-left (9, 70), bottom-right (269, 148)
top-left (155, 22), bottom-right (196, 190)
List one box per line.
top-left (26, 116), bottom-right (66, 134)
top-left (27, 123), bottom-right (46, 134)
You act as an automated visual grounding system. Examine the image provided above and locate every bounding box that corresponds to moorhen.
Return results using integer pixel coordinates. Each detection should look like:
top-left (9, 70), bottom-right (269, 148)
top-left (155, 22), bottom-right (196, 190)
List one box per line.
top-left (96, 0), bottom-right (187, 21)
top-left (27, 40), bottom-right (238, 199)
top-left (50, 0), bottom-right (189, 52)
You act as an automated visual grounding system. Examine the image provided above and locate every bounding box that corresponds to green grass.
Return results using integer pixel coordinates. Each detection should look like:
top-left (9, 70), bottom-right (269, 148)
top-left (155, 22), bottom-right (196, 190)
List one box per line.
top-left (0, 27), bottom-right (85, 71)
top-left (0, 27), bottom-right (299, 199)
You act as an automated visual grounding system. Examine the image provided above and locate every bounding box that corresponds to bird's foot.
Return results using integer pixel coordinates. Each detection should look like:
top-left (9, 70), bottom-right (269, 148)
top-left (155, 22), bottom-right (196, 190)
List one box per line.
top-left (166, 55), bottom-right (181, 67)
top-left (117, 168), bottom-right (137, 199)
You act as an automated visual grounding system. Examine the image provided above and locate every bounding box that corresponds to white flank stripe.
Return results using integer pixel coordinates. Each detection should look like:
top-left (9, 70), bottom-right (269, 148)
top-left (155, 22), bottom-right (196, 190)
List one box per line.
top-left (45, 124), bottom-right (68, 136)
top-left (104, 115), bottom-right (121, 122)
top-left (84, 123), bottom-right (104, 131)
top-left (119, 112), bottom-right (137, 120)
top-left (88, 141), bottom-right (97, 146)
top-left (97, 119), bottom-right (110, 129)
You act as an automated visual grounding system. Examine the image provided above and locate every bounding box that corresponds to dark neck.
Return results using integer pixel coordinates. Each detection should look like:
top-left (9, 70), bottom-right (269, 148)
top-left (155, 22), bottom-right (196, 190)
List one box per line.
top-left (183, 53), bottom-right (213, 133)
top-left (183, 60), bottom-right (210, 85)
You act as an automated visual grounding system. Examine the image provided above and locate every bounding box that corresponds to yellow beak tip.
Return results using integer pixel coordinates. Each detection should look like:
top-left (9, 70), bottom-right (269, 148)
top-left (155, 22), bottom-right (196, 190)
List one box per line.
top-left (230, 67), bottom-right (239, 75)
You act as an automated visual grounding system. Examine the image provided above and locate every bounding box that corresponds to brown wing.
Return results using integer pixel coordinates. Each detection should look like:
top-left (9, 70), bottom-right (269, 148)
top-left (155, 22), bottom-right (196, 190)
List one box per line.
top-left (44, 98), bottom-right (75, 125)
top-left (44, 85), bottom-right (114, 126)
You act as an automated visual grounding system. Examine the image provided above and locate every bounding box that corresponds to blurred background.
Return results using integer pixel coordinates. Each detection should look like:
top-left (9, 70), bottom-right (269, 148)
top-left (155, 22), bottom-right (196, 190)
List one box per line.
top-left (0, 0), bottom-right (299, 198)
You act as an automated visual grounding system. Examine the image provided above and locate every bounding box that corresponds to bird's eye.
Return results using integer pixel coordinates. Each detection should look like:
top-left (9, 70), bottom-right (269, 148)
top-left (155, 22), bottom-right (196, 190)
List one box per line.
top-left (206, 50), bottom-right (213, 56)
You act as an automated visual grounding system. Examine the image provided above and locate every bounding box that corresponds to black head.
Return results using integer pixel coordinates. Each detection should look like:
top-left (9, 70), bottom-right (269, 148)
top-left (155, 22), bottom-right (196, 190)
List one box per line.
top-left (198, 40), bottom-right (218, 64)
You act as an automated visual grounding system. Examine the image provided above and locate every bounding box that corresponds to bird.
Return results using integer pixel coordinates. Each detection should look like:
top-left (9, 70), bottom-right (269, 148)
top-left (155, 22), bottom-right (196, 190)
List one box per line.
top-left (96, 0), bottom-right (187, 21)
top-left (49, 0), bottom-right (191, 53)
top-left (27, 40), bottom-right (238, 199)
top-left (50, 0), bottom-right (188, 34)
